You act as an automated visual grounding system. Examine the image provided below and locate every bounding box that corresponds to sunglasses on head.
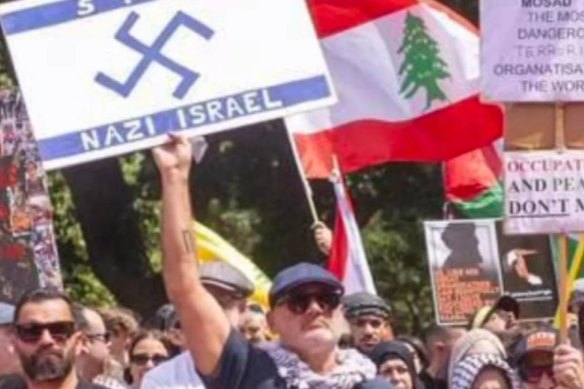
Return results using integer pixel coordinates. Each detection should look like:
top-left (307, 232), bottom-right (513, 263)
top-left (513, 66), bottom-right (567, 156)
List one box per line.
top-left (16, 321), bottom-right (76, 343)
top-left (130, 353), bottom-right (168, 366)
top-left (277, 290), bottom-right (341, 315)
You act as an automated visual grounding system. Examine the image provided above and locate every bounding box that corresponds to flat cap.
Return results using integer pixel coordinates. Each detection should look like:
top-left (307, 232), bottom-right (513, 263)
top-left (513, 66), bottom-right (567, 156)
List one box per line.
top-left (343, 292), bottom-right (391, 319)
top-left (200, 261), bottom-right (254, 298)
top-left (0, 302), bottom-right (15, 325)
top-left (269, 262), bottom-right (343, 306)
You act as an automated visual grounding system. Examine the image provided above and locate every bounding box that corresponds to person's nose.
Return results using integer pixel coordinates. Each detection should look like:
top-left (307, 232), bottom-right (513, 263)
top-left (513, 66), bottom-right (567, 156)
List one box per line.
top-left (363, 323), bottom-right (375, 335)
top-left (38, 329), bottom-right (56, 346)
top-left (305, 298), bottom-right (324, 315)
top-left (144, 358), bottom-right (156, 369)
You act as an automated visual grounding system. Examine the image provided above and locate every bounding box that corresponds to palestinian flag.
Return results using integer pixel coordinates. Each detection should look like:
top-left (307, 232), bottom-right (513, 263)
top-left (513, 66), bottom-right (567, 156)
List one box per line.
top-left (286, 0), bottom-right (503, 178)
top-left (444, 142), bottom-right (503, 219)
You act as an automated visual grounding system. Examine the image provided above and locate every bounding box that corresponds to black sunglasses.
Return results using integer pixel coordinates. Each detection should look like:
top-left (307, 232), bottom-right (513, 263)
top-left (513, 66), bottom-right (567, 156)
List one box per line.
top-left (16, 321), bottom-right (76, 343)
top-left (278, 290), bottom-right (341, 315)
top-left (130, 353), bottom-right (168, 366)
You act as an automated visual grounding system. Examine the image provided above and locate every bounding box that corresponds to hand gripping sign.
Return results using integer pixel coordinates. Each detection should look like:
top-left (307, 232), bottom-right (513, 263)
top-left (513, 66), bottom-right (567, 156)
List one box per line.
top-left (0, 0), bottom-right (335, 170)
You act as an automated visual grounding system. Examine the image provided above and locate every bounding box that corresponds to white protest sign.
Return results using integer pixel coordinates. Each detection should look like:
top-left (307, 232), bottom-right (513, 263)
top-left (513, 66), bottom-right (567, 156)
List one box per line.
top-left (481, 0), bottom-right (584, 102)
top-left (0, 0), bottom-right (336, 170)
top-left (505, 150), bottom-right (584, 234)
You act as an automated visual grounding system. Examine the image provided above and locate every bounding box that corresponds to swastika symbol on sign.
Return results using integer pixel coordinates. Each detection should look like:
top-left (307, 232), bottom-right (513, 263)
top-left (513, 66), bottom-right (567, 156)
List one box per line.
top-left (95, 11), bottom-right (214, 99)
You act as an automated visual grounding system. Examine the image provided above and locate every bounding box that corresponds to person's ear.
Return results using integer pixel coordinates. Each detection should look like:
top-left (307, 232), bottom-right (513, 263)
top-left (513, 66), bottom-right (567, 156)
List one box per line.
top-left (75, 333), bottom-right (90, 356)
top-left (266, 310), bottom-right (277, 334)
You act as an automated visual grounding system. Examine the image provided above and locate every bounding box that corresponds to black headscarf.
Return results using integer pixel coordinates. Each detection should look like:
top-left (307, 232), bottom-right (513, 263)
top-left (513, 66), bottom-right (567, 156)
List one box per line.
top-left (370, 341), bottom-right (425, 389)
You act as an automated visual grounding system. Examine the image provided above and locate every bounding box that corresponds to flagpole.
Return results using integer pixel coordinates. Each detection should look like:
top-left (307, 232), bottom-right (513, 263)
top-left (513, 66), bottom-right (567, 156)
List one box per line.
top-left (285, 126), bottom-right (320, 224)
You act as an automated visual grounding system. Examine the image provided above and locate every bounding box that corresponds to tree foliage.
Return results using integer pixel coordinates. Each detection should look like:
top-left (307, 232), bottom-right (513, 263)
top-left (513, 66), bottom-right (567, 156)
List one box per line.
top-left (0, 0), bottom-right (479, 331)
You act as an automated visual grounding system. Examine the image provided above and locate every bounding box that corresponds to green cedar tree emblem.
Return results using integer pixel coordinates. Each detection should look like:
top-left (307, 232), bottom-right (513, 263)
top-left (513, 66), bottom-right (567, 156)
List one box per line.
top-left (398, 12), bottom-right (451, 110)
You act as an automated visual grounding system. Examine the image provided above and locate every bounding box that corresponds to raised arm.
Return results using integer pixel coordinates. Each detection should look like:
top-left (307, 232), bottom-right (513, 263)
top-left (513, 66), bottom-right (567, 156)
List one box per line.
top-left (153, 133), bottom-right (230, 374)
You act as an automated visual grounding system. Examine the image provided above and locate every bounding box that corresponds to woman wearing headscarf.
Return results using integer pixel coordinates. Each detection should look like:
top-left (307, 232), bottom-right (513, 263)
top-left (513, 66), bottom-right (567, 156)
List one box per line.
top-left (450, 354), bottom-right (520, 389)
top-left (447, 328), bottom-right (507, 386)
top-left (370, 341), bottom-right (425, 389)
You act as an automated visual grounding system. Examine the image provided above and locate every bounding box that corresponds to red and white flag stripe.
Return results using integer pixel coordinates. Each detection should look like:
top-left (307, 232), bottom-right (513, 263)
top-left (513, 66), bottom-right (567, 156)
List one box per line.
top-left (328, 174), bottom-right (376, 295)
top-left (287, 0), bottom-right (502, 178)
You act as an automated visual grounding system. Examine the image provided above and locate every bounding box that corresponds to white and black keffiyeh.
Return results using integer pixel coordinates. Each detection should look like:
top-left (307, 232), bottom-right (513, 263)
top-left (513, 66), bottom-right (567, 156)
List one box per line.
top-left (263, 342), bottom-right (376, 389)
top-left (451, 354), bottom-right (521, 389)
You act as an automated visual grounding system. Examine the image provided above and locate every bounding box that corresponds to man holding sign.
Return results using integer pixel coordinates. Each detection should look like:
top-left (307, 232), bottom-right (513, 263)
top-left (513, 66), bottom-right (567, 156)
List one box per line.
top-left (154, 134), bottom-right (389, 389)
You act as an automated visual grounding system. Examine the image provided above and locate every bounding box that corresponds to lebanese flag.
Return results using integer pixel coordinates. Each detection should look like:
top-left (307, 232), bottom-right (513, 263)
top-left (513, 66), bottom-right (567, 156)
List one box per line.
top-left (286, 0), bottom-right (503, 178)
top-left (328, 174), bottom-right (376, 295)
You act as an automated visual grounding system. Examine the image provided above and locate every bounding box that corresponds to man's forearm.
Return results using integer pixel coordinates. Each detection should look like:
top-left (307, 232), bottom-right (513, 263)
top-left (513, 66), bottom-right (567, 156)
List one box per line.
top-left (159, 169), bottom-right (230, 374)
top-left (161, 173), bottom-right (200, 298)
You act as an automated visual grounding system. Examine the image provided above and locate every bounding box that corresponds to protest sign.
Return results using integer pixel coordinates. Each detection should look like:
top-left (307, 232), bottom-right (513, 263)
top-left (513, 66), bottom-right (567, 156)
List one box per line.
top-left (424, 220), bottom-right (503, 325)
top-left (0, 89), bottom-right (61, 304)
top-left (504, 150), bottom-right (584, 234)
top-left (495, 223), bottom-right (558, 320)
top-left (425, 219), bottom-right (559, 324)
top-left (0, 0), bottom-right (336, 170)
top-left (481, 0), bottom-right (584, 101)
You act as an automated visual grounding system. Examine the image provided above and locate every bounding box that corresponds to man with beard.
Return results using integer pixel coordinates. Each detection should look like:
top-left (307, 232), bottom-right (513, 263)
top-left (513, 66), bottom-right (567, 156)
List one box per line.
top-left (0, 288), bottom-right (106, 389)
top-left (344, 292), bottom-right (394, 354)
top-left (154, 134), bottom-right (389, 388)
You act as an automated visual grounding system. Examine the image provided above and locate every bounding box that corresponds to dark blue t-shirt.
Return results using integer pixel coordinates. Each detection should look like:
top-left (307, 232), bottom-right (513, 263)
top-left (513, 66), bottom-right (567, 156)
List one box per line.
top-left (200, 329), bottom-right (392, 389)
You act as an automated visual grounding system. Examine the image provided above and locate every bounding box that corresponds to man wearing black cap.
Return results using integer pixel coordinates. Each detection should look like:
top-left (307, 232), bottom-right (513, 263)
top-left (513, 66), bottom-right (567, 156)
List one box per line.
top-left (343, 292), bottom-right (394, 354)
top-left (468, 295), bottom-right (519, 333)
top-left (154, 134), bottom-right (390, 388)
top-left (141, 260), bottom-right (254, 389)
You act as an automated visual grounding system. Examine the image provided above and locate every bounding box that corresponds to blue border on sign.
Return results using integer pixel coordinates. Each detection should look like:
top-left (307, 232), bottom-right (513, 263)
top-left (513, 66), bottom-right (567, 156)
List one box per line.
top-left (1, 0), bottom-right (160, 35)
top-left (38, 75), bottom-right (331, 162)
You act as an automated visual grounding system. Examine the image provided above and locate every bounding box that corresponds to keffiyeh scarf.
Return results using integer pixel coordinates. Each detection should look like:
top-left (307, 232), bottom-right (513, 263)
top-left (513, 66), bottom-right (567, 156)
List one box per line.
top-left (264, 343), bottom-right (376, 389)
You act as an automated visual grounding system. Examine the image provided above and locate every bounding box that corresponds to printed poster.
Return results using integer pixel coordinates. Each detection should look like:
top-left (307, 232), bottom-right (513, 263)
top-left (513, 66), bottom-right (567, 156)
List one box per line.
top-left (0, 0), bottom-right (335, 170)
top-left (424, 219), bottom-right (558, 325)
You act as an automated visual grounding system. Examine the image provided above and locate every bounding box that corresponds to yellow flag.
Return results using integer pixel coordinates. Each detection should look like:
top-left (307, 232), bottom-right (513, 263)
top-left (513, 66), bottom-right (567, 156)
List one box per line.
top-left (194, 222), bottom-right (271, 307)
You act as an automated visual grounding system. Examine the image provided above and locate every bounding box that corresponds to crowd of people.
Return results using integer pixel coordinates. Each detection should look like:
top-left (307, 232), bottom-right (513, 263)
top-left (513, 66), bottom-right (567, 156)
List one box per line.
top-left (0, 134), bottom-right (584, 388)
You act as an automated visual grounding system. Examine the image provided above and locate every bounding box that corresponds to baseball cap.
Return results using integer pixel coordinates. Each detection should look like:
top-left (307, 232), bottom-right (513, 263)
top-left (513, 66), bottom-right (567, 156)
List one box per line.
top-left (269, 262), bottom-right (343, 306)
top-left (343, 292), bottom-right (391, 320)
top-left (468, 295), bottom-right (520, 329)
top-left (512, 328), bottom-right (558, 366)
top-left (199, 261), bottom-right (254, 298)
top-left (0, 302), bottom-right (15, 326)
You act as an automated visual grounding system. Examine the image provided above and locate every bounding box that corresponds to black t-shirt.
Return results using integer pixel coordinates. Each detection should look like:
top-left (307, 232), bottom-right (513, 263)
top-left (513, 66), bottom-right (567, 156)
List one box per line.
top-left (418, 371), bottom-right (446, 389)
top-left (0, 375), bottom-right (107, 389)
top-left (200, 329), bottom-right (392, 389)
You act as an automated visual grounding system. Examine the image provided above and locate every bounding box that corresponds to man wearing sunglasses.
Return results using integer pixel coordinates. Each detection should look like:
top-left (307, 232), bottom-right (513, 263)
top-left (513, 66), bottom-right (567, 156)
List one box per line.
top-left (74, 306), bottom-right (125, 389)
top-left (3, 288), bottom-right (106, 389)
top-left (154, 134), bottom-right (390, 388)
top-left (141, 260), bottom-right (254, 389)
top-left (343, 292), bottom-right (394, 354)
